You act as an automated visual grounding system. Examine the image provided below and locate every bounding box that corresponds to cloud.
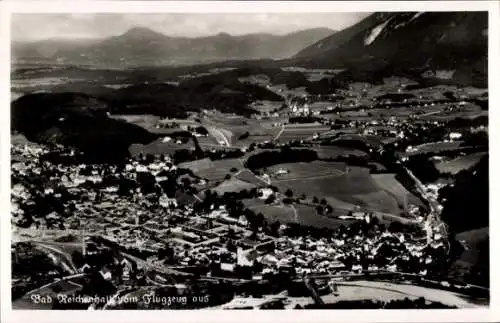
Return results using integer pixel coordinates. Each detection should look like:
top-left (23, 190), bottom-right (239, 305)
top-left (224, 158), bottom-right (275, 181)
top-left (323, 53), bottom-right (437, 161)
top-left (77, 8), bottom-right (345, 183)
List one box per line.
top-left (11, 13), bottom-right (370, 41)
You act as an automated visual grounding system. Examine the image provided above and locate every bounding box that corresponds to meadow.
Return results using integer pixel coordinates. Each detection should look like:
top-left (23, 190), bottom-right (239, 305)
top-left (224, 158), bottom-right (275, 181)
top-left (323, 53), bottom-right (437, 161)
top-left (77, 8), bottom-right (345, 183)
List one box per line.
top-left (434, 152), bottom-right (487, 175)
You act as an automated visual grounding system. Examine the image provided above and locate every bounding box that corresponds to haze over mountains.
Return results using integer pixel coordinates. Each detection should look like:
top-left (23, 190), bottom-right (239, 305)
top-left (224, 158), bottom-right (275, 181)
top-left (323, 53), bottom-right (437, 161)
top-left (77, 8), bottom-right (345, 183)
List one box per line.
top-left (12, 27), bottom-right (334, 67)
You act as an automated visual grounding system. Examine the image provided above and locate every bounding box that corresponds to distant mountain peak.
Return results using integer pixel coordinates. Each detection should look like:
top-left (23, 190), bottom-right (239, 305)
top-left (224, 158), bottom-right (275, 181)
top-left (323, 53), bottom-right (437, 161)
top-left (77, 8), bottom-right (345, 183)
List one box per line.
top-left (216, 32), bottom-right (232, 38)
top-left (121, 27), bottom-right (166, 39)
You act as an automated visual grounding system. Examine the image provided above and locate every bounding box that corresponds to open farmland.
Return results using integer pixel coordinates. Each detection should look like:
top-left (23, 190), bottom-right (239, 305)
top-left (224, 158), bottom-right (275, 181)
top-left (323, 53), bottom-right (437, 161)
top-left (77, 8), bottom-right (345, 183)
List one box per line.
top-left (405, 141), bottom-right (466, 156)
top-left (178, 158), bottom-right (243, 182)
top-left (294, 204), bottom-right (356, 229)
top-left (314, 146), bottom-right (367, 159)
top-left (371, 174), bottom-right (425, 207)
top-left (202, 115), bottom-right (282, 147)
top-left (235, 169), bottom-right (268, 186)
top-left (212, 178), bottom-right (257, 195)
top-left (276, 123), bottom-right (330, 143)
top-left (247, 203), bottom-right (355, 229)
top-left (249, 100), bottom-right (283, 114)
top-left (435, 152), bottom-right (487, 175)
top-left (248, 204), bottom-right (297, 224)
top-left (129, 138), bottom-right (193, 157)
top-left (267, 161), bottom-right (346, 180)
top-left (231, 125), bottom-right (283, 147)
top-left (273, 166), bottom-right (414, 215)
top-left (110, 114), bottom-right (161, 132)
top-left (419, 110), bottom-right (488, 122)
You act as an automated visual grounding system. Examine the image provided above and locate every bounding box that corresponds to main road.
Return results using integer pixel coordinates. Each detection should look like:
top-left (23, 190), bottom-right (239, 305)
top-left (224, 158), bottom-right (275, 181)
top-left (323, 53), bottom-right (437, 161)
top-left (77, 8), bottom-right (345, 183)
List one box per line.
top-left (401, 164), bottom-right (448, 244)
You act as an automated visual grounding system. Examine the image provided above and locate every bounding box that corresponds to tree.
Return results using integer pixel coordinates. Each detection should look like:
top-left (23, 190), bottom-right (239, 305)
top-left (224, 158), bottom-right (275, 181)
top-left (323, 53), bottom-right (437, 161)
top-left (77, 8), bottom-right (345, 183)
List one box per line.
top-left (316, 205), bottom-right (324, 215)
top-left (313, 196), bottom-right (319, 203)
top-left (224, 174), bottom-right (231, 180)
top-left (269, 221), bottom-right (281, 237)
top-left (230, 167), bottom-right (238, 173)
top-left (320, 198), bottom-right (327, 205)
top-left (265, 194), bottom-right (276, 204)
top-left (285, 189), bottom-right (294, 198)
top-left (388, 221), bottom-right (404, 233)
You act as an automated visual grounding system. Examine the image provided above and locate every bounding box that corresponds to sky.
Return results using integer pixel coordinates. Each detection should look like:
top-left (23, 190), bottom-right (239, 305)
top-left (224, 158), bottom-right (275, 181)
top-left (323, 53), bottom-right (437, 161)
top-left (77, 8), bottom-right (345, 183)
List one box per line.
top-left (11, 13), bottom-right (370, 41)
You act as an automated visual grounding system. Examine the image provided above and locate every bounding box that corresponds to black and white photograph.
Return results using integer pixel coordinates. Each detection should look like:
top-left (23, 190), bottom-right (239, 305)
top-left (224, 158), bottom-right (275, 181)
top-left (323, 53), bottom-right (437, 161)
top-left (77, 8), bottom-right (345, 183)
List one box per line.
top-left (2, 1), bottom-right (498, 321)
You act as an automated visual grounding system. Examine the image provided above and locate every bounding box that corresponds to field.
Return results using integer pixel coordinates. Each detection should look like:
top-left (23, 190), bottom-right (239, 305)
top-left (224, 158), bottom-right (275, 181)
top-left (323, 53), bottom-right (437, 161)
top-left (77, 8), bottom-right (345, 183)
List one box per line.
top-left (128, 138), bottom-right (194, 157)
top-left (248, 204), bottom-right (296, 224)
top-left (294, 204), bottom-right (355, 229)
top-left (212, 178), bottom-right (257, 195)
top-left (314, 146), bottom-right (367, 159)
top-left (235, 169), bottom-right (268, 186)
top-left (201, 116), bottom-right (282, 147)
top-left (267, 161), bottom-right (346, 180)
top-left (178, 158), bottom-right (243, 182)
top-left (435, 152), bottom-right (487, 175)
top-left (249, 100), bottom-right (283, 114)
top-left (307, 101), bottom-right (336, 112)
top-left (110, 114), bottom-right (161, 132)
top-left (420, 110), bottom-right (488, 122)
top-left (371, 174), bottom-right (425, 207)
top-left (276, 123), bottom-right (330, 143)
top-left (333, 134), bottom-right (387, 147)
top-left (271, 164), bottom-right (417, 215)
top-left (247, 202), bottom-right (354, 229)
top-left (405, 141), bottom-right (465, 156)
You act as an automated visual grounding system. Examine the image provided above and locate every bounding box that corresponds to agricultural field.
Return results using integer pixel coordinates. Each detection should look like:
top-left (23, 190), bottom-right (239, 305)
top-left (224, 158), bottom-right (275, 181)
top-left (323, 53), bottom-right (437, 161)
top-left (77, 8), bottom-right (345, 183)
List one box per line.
top-left (249, 100), bottom-right (283, 114)
top-left (307, 101), bottom-right (336, 112)
top-left (333, 134), bottom-right (388, 147)
top-left (404, 141), bottom-right (465, 156)
top-left (419, 109), bottom-right (488, 122)
top-left (202, 115), bottom-right (283, 147)
top-left (272, 166), bottom-right (415, 215)
top-left (178, 158), bottom-right (243, 182)
top-left (267, 161), bottom-right (347, 181)
top-left (231, 123), bottom-right (283, 147)
top-left (435, 152), bottom-right (487, 175)
top-left (294, 204), bottom-right (355, 229)
top-left (371, 174), bottom-right (425, 207)
top-left (313, 146), bottom-right (367, 159)
top-left (248, 204), bottom-right (297, 224)
top-left (235, 169), bottom-right (268, 186)
top-left (247, 203), bottom-right (354, 229)
top-left (212, 178), bottom-right (257, 195)
top-left (128, 138), bottom-right (194, 157)
top-left (276, 123), bottom-right (330, 143)
top-left (110, 114), bottom-right (162, 132)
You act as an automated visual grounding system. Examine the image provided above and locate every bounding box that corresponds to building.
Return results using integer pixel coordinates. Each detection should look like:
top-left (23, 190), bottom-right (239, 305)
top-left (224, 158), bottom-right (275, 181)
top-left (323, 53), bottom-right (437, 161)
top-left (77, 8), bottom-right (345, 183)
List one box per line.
top-left (258, 188), bottom-right (273, 200)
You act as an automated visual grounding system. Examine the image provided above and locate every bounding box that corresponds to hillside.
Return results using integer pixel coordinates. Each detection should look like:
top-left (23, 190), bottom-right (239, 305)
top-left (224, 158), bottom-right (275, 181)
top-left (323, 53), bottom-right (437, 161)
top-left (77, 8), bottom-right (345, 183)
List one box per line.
top-left (12, 27), bottom-right (334, 67)
top-left (289, 12), bottom-right (487, 86)
top-left (11, 93), bottom-right (159, 161)
top-left (439, 155), bottom-right (488, 234)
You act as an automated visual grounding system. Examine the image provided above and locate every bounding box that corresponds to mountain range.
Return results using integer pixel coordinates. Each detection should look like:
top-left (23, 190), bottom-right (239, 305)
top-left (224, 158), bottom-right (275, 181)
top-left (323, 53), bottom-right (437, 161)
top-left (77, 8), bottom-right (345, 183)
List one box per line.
top-left (12, 27), bottom-right (334, 67)
top-left (288, 12), bottom-right (487, 86)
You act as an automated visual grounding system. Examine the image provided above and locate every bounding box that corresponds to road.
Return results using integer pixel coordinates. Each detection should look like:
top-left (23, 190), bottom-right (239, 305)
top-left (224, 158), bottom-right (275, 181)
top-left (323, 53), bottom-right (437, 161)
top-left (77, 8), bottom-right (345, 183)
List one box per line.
top-left (205, 126), bottom-right (231, 147)
top-left (304, 277), bottom-right (325, 305)
top-left (401, 165), bottom-right (448, 245)
top-left (33, 242), bottom-right (79, 273)
top-left (273, 125), bottom-right (285, 141)
top-left (418, 110), bottom-right (442, 118)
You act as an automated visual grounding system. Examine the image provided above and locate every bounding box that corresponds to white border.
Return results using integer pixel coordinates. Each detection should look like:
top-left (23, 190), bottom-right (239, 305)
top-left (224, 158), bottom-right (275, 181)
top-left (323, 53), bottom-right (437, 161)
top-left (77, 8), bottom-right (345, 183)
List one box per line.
top-left (1, 1), bottom-right (499, 323)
